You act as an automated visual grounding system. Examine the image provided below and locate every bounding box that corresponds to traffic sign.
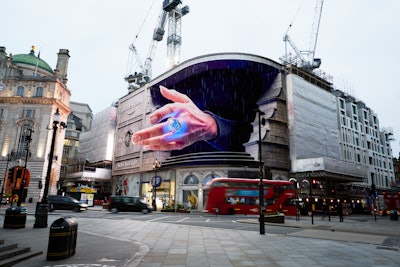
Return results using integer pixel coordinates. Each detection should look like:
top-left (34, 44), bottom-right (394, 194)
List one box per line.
top-left (151, 176), bottom-right (162, 187)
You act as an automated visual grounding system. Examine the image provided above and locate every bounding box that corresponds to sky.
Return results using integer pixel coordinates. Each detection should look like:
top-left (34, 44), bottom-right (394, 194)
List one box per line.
top-left (2, 0), bottom-right (399, 157)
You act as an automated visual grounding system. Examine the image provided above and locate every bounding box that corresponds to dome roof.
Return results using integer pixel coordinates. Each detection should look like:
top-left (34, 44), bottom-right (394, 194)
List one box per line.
top-left (12, 47), bottom-right (54, 73)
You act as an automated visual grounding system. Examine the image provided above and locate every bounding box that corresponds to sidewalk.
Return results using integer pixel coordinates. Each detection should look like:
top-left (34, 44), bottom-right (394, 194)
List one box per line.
top-left (1, 205), bottom-right (399, 267)
top-left (240, 213), bottom-right (400, 237)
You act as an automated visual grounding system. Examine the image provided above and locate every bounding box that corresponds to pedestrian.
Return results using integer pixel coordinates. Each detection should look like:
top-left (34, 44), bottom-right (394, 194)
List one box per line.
top-left (337, 201), bottom-right (344, 222)
top-left (322, 201), bottom-right (328, 220)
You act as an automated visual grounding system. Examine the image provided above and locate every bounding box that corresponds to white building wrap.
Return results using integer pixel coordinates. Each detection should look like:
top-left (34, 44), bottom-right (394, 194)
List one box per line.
top-left (286, 74), bottom-right (340, 161)
top-left (79, 106), bottom-right (117, 163)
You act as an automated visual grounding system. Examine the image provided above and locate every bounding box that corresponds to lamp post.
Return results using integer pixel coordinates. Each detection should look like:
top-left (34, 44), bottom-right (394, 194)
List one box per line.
top-left (17, 128), bottom-right (33, 206)
top-left (34, 108), bottom-right (66, 228)
top-left (309, 175), bottom-right (314, 225)
top-left (256, 109), bottom-right (266, 235)
top-left (1, 154), bottom-right (12, 205)
top-left (371, 179), bottom-right (377, 222)
top-left (152, 158), bottom-right (161, 211)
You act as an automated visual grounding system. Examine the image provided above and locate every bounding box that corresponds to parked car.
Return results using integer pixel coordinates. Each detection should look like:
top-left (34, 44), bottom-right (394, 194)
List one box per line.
top-left (1, 196), bottom-right (9, 205)
top-left (47, 195), bottom-right (88, 212)
top-left (109, 196), bottom-right (151, 214)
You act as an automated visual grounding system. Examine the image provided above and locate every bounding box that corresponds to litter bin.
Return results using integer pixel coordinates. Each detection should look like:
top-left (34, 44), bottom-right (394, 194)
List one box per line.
top-left (3, 206), bottom-right (27, 229)
top-left (390, 210), bottom-right (398, 221)
top-left (47, 217), bottom-right (78, 260)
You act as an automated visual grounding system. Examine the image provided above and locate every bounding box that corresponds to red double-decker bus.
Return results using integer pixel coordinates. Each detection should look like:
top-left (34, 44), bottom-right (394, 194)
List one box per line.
top-left (203, 178), bottom-right (297, 216)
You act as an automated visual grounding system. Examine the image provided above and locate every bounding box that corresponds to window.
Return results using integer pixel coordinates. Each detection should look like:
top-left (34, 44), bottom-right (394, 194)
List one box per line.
top-left (24, 109), bottom-right (35, 118)
top-left (36, 87), bottom-right (43, 97)
top-left (63, 147), bottom-right (70, 155)
top-left (352, 105), bottom-right (357, 115)
top-left (16, 124), bottom-right (33, 157)
top-left (339, 99), bottom-right (344, 109)
top-left (17, 86), bottom-right (24, 96)
top-left (184, 175), bottom-right (199, 185)
top-left (203, 174), bottom-right (220, 186)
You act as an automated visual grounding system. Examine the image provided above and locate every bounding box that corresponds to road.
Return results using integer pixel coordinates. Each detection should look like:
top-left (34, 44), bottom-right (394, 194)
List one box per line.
top-left (45, 208), bottom-right (400, 250)
top-left (48, 208), bottom-right (379, 235)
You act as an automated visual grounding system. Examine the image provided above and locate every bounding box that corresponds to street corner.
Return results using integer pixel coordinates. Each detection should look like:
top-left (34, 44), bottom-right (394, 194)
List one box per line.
top-left (14, 230), bottom-right (149, 267)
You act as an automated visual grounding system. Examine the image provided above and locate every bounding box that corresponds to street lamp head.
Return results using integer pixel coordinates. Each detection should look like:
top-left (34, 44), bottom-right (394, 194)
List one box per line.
top-left (53, 108), bottom-right (61, 124)
top-left (153, 158), bottom-right (161, 169)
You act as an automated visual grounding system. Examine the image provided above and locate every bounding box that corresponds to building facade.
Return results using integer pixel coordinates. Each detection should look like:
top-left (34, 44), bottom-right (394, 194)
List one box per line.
top-left (0, 46), bottom-right (71, 204)
top-left (113, 52), bottom-right (396, 212)
top-left (63, 106), bottom-right (116, 203)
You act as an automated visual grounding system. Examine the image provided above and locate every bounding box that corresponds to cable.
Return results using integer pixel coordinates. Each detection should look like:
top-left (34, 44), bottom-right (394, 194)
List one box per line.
top-left (125, 0), bottom-right (157, 76)
top-left (133, 0), bottom-right (157, 44)
top-left (285, 0), bottom-right (305, 34)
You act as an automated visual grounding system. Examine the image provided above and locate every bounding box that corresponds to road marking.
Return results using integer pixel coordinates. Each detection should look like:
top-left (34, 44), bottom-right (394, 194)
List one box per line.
top-left (177, 217), bottom-right (189, 222)
top-left (147, 216), bottom-right (171, 222)
top-left (206, 219), bottom-right (210, 222)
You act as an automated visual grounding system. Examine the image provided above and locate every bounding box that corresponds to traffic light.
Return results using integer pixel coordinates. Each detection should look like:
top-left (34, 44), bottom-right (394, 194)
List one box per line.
top-left (7, 170), bottom-right (13, 183)
top-left (16, 168), bottom-right (23, 179)
top-left (311, 179), bottom-right (318, 189)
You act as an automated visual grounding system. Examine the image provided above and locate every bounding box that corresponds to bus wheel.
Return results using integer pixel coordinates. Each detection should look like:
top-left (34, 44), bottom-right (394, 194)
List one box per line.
top-left (228, 208), bottom-right (234, 215)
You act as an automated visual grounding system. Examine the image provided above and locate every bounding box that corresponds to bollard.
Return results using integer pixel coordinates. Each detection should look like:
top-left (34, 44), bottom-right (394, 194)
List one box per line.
top-left (47, 217), bottom-right (78, 260)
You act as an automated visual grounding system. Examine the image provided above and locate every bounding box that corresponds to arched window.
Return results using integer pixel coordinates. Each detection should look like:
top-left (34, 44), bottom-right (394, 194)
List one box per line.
top-left (203, 173), bottom-right (220, 186)
top-left (184, 174), bottom-right (199, 185)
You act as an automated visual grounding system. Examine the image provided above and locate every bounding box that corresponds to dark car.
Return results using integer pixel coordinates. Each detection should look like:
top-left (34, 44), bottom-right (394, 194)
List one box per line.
top-left (48, 195), bottom-right (88, 212)
top-left (109, 196), bottom-right (151, 214)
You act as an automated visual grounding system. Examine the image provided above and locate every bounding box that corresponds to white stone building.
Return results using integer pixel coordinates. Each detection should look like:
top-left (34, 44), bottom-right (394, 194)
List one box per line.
top-left (0, 46), bottom-right (71, 203)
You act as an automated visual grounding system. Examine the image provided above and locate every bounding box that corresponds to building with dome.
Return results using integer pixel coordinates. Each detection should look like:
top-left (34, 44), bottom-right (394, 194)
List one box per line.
top-left (0, 45), bottom-right (71, 204)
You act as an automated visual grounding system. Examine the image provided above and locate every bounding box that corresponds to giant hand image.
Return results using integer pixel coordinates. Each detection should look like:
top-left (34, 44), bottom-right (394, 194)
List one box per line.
top-left (132, 85), bottom-right (252, 151)
top-left (132, 85), bottom-right (218, 150)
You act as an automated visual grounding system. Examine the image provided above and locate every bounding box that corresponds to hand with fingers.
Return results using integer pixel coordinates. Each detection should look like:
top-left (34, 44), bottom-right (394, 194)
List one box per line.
top-left (132, 85), bottom-right (218, 151)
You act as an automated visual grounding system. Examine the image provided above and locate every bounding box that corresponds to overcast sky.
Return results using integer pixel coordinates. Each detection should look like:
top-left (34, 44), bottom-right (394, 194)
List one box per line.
top-left (2, 0), bottom-right (399, 157)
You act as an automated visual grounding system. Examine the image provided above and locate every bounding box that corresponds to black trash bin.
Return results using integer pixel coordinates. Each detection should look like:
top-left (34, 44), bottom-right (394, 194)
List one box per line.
top-left (3, 206), bottom-right (27, 229)
top-left (47, 217), bottom-right (78, 260)
top-left (390, 210), bottom-right (398, 221)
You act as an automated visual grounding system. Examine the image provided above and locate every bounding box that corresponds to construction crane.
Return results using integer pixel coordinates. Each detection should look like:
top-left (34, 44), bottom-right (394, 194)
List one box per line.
top-left (126, 0), bottom-right (189, 92)
top-left (282, 0), bottom-right (324, 70)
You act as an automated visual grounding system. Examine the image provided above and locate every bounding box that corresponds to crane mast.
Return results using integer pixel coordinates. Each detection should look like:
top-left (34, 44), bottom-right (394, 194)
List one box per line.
top-left (282, 0), bottom-right (324, 71)
top-left (125, 0), bottom-right (189, 92)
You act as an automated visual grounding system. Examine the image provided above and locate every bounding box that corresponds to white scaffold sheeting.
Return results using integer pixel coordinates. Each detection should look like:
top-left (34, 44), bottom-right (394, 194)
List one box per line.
top-left (79, 106), bottom-right (117, 163)
top-left (287, 74), bottom-right (340, 160)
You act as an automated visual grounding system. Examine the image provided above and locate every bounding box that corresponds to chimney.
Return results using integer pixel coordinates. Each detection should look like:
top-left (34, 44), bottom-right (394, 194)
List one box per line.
top-left (0, 47), bottom-right (7, 79)
top-left (55, 49), bottom-right (70, 84)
